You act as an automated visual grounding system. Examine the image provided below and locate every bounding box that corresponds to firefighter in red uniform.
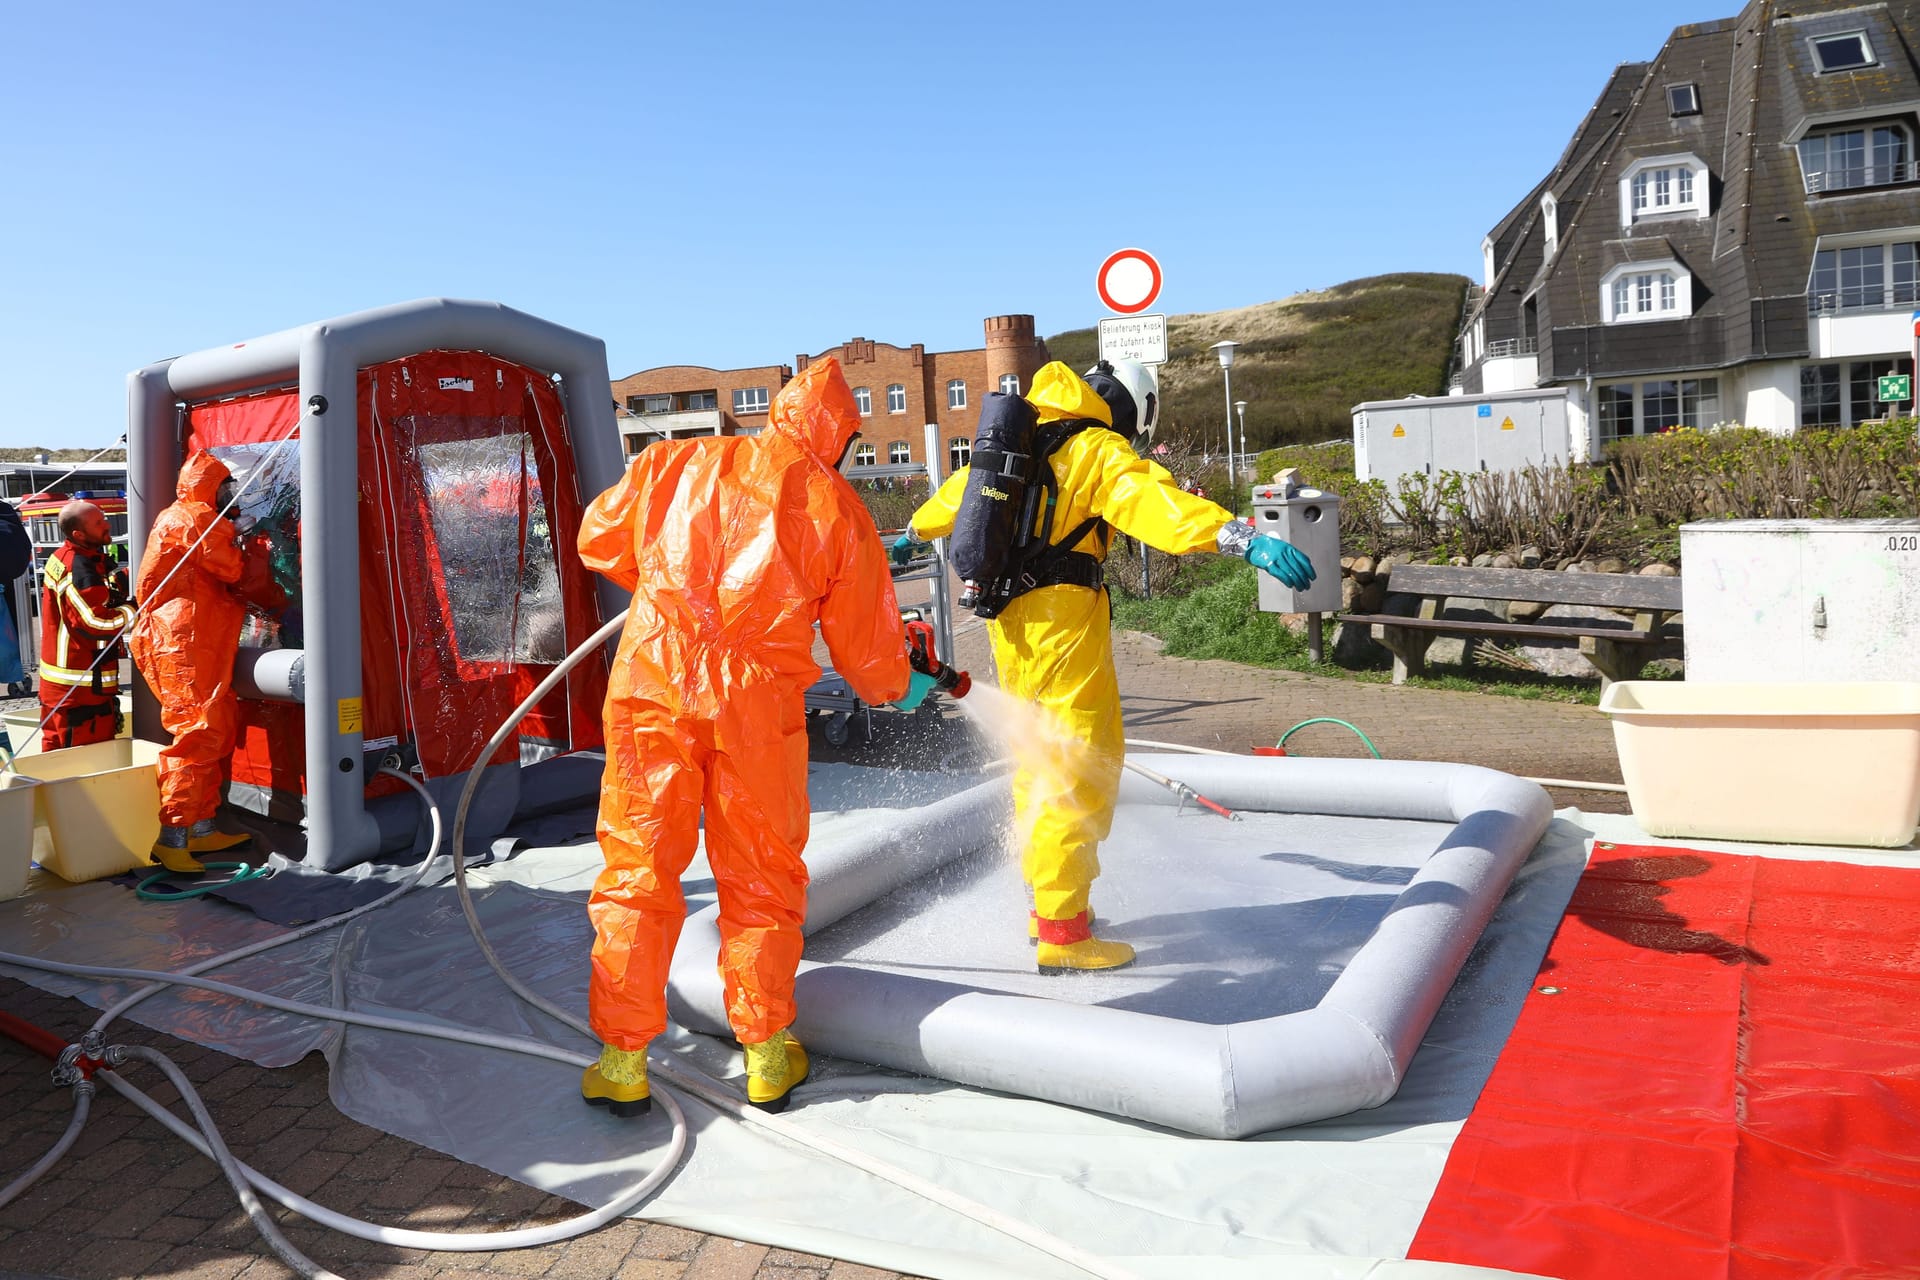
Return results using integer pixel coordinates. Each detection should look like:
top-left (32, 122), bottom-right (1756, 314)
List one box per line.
top-left (38, 501), bottom-right (135, 753)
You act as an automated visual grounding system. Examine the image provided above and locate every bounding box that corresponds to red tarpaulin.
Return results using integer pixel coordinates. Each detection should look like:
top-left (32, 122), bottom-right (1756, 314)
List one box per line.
top-left (1409, 843), bottom-right (1920, 1279)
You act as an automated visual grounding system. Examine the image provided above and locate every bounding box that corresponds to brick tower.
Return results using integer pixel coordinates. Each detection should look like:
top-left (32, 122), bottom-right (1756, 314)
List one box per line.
top-left (983, 315), bottom-right (1045, 398)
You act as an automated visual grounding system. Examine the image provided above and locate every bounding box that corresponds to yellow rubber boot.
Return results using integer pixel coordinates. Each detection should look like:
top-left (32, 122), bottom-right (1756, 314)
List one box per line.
top-left (187, 819), bottom-right (252, 855)
top-left (151, 827), bottom-right (205, 874)
top-left (743, 1029), bottom-right (809, 1113)
top-left (581, 1044), bottom-right (651, 1117)
top-left (1035, 913), bottom-right (1134, 973)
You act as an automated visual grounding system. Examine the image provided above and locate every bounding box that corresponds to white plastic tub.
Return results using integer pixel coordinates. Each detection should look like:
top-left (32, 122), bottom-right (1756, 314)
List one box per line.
top-left (1599, 681), bottom-right (1920, 848)
top-left (0, 774), bottom-right (37, 900)
top-left (15, 738), bottom-right (162, 882)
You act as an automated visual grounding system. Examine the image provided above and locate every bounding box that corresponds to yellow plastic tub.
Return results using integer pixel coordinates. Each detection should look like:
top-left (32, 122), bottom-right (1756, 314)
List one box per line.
top-left (15, 738), bottom-right (162, 882)
top-left (1599, 681), bottom-right (1920, 848)
top-left (1, 694), bottom-right (133, 762)
top-left (0, 774), bottom-right (36, 900)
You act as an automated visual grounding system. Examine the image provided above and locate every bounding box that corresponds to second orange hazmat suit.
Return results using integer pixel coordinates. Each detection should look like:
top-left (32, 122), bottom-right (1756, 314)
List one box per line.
top-left (577, 358), bottom-right (912, 1059)
top-left (129, 452), bottom-right (248, 843)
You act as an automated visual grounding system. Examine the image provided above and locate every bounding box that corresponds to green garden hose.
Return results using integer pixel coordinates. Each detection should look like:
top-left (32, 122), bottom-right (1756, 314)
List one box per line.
top-left (1277, 717), bottom-right (1384, 759)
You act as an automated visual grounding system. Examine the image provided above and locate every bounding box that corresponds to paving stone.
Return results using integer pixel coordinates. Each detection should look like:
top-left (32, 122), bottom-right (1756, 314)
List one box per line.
top-left (616, 1259), bottom-right (690, 1280)
top-left (545, 1219), bottom-right (645, 1279)
top-left (153, 1244), bottom-right (258, 1279)
top-left (683, 1237), bottom-right (769, 1279)
top-left (763, 1248), bottom-right (833, 1269)
top-left (634, 1222), bottom-right (705, 1261)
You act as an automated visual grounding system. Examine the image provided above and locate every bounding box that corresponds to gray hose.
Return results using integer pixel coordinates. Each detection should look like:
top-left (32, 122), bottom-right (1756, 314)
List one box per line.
top-left (0, 1080), bottom-right (92, 1211)
top-left (112, 1045), bottom-right (343, 1280)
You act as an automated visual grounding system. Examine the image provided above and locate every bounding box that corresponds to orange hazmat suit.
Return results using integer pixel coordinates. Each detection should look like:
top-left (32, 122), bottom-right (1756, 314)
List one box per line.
top-left (578, 357), bottom-right (911, 1051)
top-left (129, 452), bottom-right (247, 829)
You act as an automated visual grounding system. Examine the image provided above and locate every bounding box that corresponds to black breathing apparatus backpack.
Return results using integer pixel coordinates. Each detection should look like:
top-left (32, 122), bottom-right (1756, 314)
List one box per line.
top-left (948, 391), bottom-right (1110, 619)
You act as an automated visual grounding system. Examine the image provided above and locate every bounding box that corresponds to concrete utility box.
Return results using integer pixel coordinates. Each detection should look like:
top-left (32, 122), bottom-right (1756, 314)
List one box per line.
top-left (1352, 389), bottom-right (1570, 487)
top-left (1680, 519), bottom-right (1920, 682)
top-left (1251, 480), bottom-right (1342, 614)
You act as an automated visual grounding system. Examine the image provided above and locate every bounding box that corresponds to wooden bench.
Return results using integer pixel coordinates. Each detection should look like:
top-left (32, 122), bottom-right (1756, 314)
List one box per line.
top-left (1341, 563), bottom-right (1682, 689)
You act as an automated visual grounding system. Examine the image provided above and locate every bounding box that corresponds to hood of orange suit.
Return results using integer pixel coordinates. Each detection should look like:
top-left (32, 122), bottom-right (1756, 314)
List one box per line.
top-left (177, 451), bottom-right (231, 504)
top-left (769, 358), bottom-right (862, 465)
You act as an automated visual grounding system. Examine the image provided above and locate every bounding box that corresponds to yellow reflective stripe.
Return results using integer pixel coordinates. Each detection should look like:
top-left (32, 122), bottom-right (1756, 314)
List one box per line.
top-left (38, 660), bottom-right (118, 688)
top-left (58, 580), bottom-right (128, 634)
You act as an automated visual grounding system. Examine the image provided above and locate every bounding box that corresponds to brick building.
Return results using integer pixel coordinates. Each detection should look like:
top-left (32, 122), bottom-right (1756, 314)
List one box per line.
top-left (609, 315), bottom-right (1051, 472)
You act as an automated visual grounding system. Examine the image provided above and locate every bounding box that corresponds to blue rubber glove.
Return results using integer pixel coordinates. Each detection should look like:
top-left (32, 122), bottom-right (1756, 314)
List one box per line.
top-left (890, 532), bottom-right (926, 567)
top-left (1246, 535), bottom-right (1316, 591)
top-left (892, 670), bottom-right (938, 711)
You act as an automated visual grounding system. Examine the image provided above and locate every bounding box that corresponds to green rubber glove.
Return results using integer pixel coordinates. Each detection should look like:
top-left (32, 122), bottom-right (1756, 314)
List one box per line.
top-left (890, 532), bottom-right (926, 567)
top-left (892, 670), bottom-right (937, 711)
top-left (1246, 535), bottom-right (1316, 591)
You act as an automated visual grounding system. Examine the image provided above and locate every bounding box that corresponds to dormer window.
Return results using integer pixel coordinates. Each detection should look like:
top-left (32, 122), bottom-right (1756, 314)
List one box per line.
top-left (1797, 123), bottom-right (1913, 194)
top-left (1667, 83), bottom-right (1701, 117)
top-left (1810, 31), bottom-right (1875, 73)
top-left (1618, 153), bottom-right (1709, 224)
top-left (1601, 260), bottom-right (1692, 324)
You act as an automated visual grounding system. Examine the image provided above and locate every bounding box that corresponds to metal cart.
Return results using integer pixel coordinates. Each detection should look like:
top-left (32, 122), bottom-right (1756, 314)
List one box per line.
top-left (804, 423), bottom-right (956, 747)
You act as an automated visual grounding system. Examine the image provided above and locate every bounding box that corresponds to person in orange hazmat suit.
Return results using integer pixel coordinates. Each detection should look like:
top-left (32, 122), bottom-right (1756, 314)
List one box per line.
top-left (128, 451), bottom-right (258, 874)
top-left (902, 360), bottom-right (1314, 973)
top-left (575, 356), bottom-right (929, 1117)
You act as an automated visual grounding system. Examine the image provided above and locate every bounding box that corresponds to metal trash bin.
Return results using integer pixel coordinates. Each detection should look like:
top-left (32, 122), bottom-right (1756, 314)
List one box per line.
top-left (1250, 476), bottom-right (1342, 615)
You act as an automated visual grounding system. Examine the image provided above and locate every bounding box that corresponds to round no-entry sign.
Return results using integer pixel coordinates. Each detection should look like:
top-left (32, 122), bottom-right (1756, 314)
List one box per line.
top-left (1097, 248), bottom-right (1162, 315)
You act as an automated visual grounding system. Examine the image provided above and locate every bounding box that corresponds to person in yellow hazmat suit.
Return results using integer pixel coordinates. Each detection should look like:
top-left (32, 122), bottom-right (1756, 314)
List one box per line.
top-left (897, 359), bottom-right (1314, 972)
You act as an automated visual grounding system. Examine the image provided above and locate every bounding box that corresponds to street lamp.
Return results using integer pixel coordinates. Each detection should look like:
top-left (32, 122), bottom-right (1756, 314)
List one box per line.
top-left (1210, 340), bottom-right (1239, 485)
top-left (1234, 400), bottom-right (1248, 478)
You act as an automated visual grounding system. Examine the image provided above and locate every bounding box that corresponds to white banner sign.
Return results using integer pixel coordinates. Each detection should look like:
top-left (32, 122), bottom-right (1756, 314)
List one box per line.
top-left (1097, 313), bottom-right (1168, 366)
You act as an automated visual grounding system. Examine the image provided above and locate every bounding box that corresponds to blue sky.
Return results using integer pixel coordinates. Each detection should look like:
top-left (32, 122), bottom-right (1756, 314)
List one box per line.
top-left (0, 0), bottom-right (1720, 448)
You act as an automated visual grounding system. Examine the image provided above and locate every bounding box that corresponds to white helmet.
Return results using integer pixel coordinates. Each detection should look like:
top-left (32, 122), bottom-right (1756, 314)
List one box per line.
top-left (1084, 358), bottom-right (1159, 448)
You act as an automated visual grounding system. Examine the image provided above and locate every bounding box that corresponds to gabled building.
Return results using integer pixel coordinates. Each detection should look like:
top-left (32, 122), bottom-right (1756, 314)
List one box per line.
top-left (1461, 0), bottom-right (1920, 454)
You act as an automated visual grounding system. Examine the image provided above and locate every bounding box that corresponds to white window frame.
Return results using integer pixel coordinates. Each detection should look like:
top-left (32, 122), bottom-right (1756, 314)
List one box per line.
top-left (888, 441), bottom-right (911, 464)
top-left (1809, 30), bottom-right (1876, 74)
top-left (1797, 121), bottom-right (1912, 194)
top-left (949, 437), bottom-right (971, 469)
top-left (685, 391), bottom-right (717, 411)
top-left (853, 385), bottom-right (872, 416)
top-left (1617, 153), bottom-right (1709, 225)
top-left (1595, 376), bottom-right (1723, 443)
top-left (1541, 193), bottom-right (1558, 255)
top-left (732, 386), bottom-right (770, 415)
top-left (1600, 260), bottom-right (1692, 324)
top-left (853, 442), bottom-right (877, 467)
top-left (998, 373), bottom-right (1019, 395)
top-left (946, 379), bottom-right (967, 410)
top-left (1480, 236), bottom-right (1496, 289)
top-left (1667, 83), bottom-right (1701, 117)
top-left (886, 383), bottom-right (906, 414)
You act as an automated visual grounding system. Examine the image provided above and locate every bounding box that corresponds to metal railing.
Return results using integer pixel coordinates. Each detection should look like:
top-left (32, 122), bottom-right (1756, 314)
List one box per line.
top-left (1484, 337), bottom-right (1539, 359)
top-left (1803, 159), bottom-right (1919, 194)
top-left (1807, 280), bottom-right (1920, 314)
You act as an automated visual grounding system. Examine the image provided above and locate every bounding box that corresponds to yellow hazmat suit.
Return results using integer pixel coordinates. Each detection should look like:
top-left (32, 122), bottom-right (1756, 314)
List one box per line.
top-left (909, 363), bottom-right (1236, 965)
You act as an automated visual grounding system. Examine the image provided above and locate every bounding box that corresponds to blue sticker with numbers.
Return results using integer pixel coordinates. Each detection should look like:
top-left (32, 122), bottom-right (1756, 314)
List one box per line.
top-left (1477, 404), bottom-right (1492, 417)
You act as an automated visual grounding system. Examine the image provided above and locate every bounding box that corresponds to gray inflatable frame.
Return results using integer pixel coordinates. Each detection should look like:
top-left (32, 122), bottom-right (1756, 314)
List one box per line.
top-left (127, 299), bottom-right (628, 871)
top-left (666, 755), bottom-right (1553, 1138)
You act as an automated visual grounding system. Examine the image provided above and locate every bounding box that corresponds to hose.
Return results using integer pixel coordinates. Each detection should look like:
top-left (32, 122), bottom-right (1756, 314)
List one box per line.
top-left (1278, 717), bottom-right (1383, 759)
top-left (0, 764), bottom-right (690, 1254)
top-left (113, 1045), bottom-right (342, 1280)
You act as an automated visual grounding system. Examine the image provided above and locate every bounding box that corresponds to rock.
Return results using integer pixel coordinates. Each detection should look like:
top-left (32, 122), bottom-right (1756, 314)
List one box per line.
top-left (1562, 560), bottom-right (1592, 573)
top-left (1491, 553), bottom-right (1518, 569)
top-left (1471, 552), bottom-right (1495, 567)
top-left (1356, 579), bottom-right (1388, 613)
top-left (1639, 562), bottom-right (1679, 577)
top-left (1341, 577), bottom-right (1363, 610)
top-left (1375, 556), bottom-right (1398, 582)
top-left (1518, 544), bottom-right (1544, 569)
top-left (1595, 557), bottom-right (1627, 574)
top-left (1340, 555), bottom-right (1357, 574)
top-left (1350, 555), bottom-right (1376, 584)
top-left (1278, 612), bottom-right (1309, 634)
top-left (1333, 618), bottom-right (1388, 667)
top-left (1508, 600), bottom-right (1552, 622)
top-left (1449, 555), bottom-right (1470, 567)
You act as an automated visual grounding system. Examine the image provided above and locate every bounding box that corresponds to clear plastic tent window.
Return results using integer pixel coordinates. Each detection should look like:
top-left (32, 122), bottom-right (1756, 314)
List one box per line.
top-left (413, 426), bottom-right (567, 668)
top-left (210, 439), bottom-right (305, 649)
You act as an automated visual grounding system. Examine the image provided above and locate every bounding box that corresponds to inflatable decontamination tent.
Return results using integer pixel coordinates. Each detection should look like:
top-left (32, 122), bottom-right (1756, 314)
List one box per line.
top-left (127, 299), bottom-right (628, 871)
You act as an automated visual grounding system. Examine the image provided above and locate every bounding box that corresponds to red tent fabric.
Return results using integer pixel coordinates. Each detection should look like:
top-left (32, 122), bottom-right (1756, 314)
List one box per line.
top-left (181, 350), bottom-right (608, 812)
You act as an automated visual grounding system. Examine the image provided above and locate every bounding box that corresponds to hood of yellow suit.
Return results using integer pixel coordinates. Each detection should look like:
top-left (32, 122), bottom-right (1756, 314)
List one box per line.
top-left (1025, 362), bottom-right (1114, 428)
